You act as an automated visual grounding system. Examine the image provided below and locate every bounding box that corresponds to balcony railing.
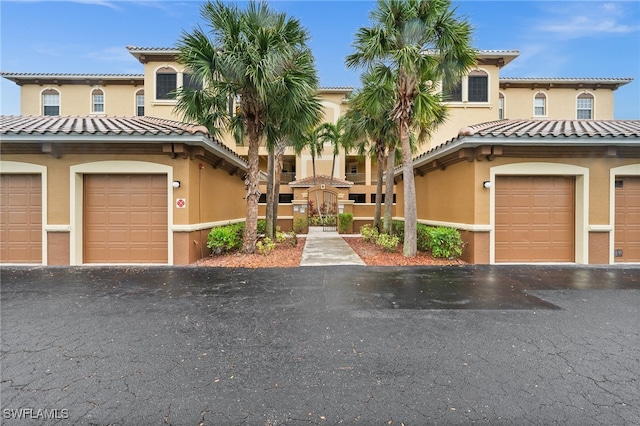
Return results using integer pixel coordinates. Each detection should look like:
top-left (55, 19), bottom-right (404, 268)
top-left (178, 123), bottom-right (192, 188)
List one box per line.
top-left (345, 172), bottom-right (366, 184)
top-left (280, 172), bottom-right (296, 183)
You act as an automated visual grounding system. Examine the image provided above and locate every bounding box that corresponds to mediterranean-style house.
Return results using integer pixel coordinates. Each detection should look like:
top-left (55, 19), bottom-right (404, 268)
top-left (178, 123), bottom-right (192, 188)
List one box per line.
top-left (1, 46), bottom-right (639, 265)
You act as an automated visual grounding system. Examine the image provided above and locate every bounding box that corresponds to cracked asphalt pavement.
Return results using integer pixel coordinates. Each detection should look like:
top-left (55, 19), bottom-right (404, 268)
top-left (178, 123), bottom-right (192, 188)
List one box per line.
top-left (1, 265), bottom-right (639, 425)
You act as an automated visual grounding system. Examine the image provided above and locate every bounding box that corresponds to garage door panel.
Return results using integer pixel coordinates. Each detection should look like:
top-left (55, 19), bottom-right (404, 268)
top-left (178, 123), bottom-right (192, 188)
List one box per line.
top-left (1, 174), bottom-right (42, 263)
top-left (84, 174), bottom-right (168, 263)
top-left (496, 176), bottom-right (574, 263)
top-left (615, 176), bottom-right (640, 262)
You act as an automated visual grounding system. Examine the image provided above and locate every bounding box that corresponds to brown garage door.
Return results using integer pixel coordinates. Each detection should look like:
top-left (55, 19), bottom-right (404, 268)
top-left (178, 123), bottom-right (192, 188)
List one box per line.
top-left (615, 176), bottom-right (640, 262)
top-left (0, 174), bottom-right (42, 263)
top-left (495, 176), bottom-right (575, 262)
top-left (84, 174), bottom-right (168, 263)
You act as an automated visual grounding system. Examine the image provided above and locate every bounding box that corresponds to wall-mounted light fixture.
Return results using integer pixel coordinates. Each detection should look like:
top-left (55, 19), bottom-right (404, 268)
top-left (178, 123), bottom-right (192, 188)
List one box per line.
top-left (172, 180), bottom-right (181, 189)
top-left (483, 181), bottom-right (491, 189)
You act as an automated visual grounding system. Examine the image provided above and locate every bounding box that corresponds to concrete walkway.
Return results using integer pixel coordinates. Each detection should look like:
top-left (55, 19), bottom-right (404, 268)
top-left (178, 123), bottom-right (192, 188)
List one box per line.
top-left (300, 226), bottom-right (366, 266)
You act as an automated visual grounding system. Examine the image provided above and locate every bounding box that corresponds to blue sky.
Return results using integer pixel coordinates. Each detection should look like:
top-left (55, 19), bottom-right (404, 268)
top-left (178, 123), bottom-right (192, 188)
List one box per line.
top-left (1, 0), bottom-right (639, 119)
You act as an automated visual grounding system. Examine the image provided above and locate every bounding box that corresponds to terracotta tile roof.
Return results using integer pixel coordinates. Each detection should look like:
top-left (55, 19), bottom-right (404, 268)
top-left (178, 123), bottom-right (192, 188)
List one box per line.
top-left (458, 119), bottom-right (640, 138)
top-left (1, 72), bottom-right (143, 79)
top-left (1, 115), bottom-right (249, 170)
top-left (126, 46), bottom-right (179, 52)
top-left (289, 174), bottom-right (354, 188)
top-left (0, 115), bottom-right (209, 136)
top-left (500, 77), bottom-right (633, 84)
top-left (407, 119), bottom-right (640, 174)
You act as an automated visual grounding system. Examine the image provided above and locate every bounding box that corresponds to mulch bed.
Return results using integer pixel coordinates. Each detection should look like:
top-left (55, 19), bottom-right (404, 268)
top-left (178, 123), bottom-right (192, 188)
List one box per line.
top-left (343, 237), bottom-right (466, 266)
top-left (192, 235), bottom-right (465, 268)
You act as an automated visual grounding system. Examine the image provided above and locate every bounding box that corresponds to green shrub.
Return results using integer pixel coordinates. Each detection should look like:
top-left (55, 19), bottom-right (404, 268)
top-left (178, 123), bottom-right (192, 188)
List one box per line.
top-left (423, 226), bottom-right (464, 259)
top-left (257, 219), bottom-right (266, 235)
top-left (417, 223), bottom-right (430, 252)
top-left (360, 224), bottom-right (379, 243)
top-left (338, 213), bottom-right (354, 233)
top-left (293, 217), bottom-right (307, 234)
top-left (256, 237), bottom-right (276, 255)
top-left (207, 222), bottom-right (244, 254)
top-left (275, 231), bottom-right (286, 244)
top-left (286, 230), bottom-right (298, 247)
top-left (375, 233), bottom-right (400, 252)
top-left (391, 220), bottom-right (405, 241)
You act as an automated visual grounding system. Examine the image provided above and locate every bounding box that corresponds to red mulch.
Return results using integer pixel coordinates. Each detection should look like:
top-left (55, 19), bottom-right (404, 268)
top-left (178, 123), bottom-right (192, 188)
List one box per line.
top-left (343, 237), bottom-right (466, 266)
top-left (192, 236), bottom-right (465, 268)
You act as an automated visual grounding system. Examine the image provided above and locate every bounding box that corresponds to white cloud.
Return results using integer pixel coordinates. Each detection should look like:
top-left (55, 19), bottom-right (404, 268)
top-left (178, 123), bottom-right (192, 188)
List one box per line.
top-left (536, 2), bottom-right (640, 39)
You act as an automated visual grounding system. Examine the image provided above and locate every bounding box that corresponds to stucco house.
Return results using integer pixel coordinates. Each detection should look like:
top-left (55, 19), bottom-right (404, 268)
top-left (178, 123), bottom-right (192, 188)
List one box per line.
top-left (1, 46), bottom-right (638, 265)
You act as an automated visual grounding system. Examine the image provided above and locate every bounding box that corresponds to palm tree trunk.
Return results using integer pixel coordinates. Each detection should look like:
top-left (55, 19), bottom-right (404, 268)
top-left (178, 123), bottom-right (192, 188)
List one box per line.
top-left (400, 123), bottom-right (417, 257)
top-left (373, 144), bottom-right (385, 231)
top-left (330, 154), bottom-right (336, 185)
top-left (384, 149), bottom-right (395, 234)
top-left (265, 148), bottom-right (276, 240)
top-left (273, 141), bottom-right (286, 236)
top-left (243, 128), bottom-right (260, 253)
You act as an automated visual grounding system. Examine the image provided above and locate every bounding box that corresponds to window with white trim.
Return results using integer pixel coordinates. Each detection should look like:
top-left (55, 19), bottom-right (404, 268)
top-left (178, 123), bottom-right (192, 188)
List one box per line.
top-left (156, 67), bottom-right (177, 100)
top-left (92, 89), bottom-right (104, 113)
top-left (576, 93), bottom-right (593, 119)
top-left (534, 92), bottom-right (546, 116)
top-left (498, 93), bottom-right (505, 120)
top-left (136, 91), bottom-right (144, 116)
top-left (43, 89), bottom-right (60, 116)
top-left (467, 70), bottom-right (488, 102)
top-left (443, 80), bottom-right (462, 102)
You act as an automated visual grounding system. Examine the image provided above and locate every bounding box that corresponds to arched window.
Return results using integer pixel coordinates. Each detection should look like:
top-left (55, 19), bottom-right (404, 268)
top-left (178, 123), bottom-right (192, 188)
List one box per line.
top-left (135, 90), bottom-right (145, 116)
top-left (577, 93), bottom-right (594, 119)
top-left (498, 93), bottom-right (505, 120)
top-left (468, 70), bottom-right (488, 102)
top-left (91, 88), bottom-right (105, 113)
top-left (42, 89), bottom-right (60, 116)
top-left (534, 92), bottom-right (546, 117)
top-left (156, 67), bottom-right (177, 100)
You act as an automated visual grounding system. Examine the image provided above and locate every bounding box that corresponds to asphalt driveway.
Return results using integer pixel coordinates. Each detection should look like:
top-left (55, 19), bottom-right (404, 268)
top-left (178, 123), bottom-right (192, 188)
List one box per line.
top-left (1, 265), bottom-right (639, 425)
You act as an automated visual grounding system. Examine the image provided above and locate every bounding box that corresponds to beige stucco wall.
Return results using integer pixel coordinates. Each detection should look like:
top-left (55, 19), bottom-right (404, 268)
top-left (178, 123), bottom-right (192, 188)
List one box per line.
top-left (20, 84), bottom-right (141, 116)
top-left (501, 88), bottom-right (614, 120)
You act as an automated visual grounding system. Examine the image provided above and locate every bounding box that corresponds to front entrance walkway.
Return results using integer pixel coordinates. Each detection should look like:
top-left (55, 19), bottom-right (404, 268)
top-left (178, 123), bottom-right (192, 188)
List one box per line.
top-left (300, 226), bottom-right (365, 266)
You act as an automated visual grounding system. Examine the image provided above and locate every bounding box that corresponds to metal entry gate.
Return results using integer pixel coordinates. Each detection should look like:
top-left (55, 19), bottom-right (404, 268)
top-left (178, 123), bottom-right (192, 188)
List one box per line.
top-left (309, 189), bottom-right (338, 232)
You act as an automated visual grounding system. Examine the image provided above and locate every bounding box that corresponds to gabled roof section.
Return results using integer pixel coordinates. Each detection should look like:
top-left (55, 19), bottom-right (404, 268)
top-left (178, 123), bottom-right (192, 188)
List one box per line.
top-left (0, 115), bottom-right (208, 136)
top-left (289, 174), bottom-right (354, 188)
top-left (403, 119), bottom-right (640, 177)
top-left (423, 49), bottom-right (519, 67)
top-left (500, 77), bottom-right (633, 91)
top-left (1, 72), bottom-right (143, 86)
top-left (0, 115), bottom-right (249, 173)
top-left (458, 119), bottom-right (640, 138)
top-left (127, 46), bottom-right (180, 64)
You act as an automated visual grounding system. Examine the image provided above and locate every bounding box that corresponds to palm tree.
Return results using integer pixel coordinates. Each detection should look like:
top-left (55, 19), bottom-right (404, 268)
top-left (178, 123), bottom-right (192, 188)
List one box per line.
top-left (346, 0), bottom-right (476, 256)
top-left (175, 0), bottom-right (319, 253)
top-left (317, 117), bottom-right (349, 185)
top-left (264, 93), bottom-right (322, 239)
top-left (343, 67), bottom-right (398, 231)
top-left (300, 125), bottom-right (325, 185)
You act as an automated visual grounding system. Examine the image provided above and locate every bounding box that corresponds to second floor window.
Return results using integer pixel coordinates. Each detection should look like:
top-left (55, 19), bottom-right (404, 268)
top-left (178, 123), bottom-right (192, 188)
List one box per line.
top-left (183, 73), bottom-right (202, 91)
top-left (534, 93), bottom-right (547, 116)
top-left (136, 92), bottom-right (145, 116)
top-left (444, 80), bottom-right (462, 102)
top-left (468, 70), bottom-right (488, 102)
top-left (43, 90), bottom-right (60, 116)
top-left (156, 67), bottom-right (177, 100)
top-left (498, 93), bottom-right (505, 119)
top-left (92, 89), bottom-right (104, 113)
top-left (577, 93), bottom-right (593, 119)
